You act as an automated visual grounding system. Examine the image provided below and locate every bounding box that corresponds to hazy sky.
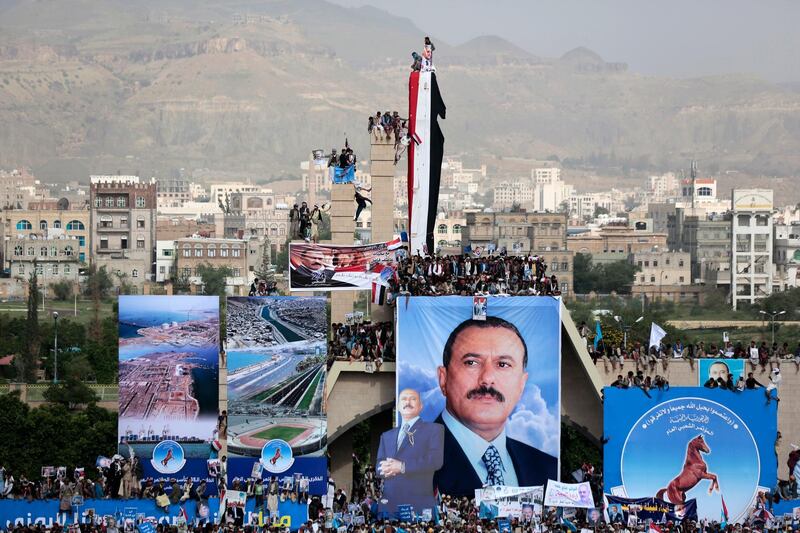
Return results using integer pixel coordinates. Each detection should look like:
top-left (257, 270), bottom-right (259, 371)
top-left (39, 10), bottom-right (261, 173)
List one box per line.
top-left (329, 0), bottom-right (800, 83)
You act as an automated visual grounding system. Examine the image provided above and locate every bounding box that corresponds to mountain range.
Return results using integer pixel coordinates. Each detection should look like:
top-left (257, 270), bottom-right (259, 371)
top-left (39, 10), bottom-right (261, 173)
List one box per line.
top-left (1, 0), bottom-right (799, 182)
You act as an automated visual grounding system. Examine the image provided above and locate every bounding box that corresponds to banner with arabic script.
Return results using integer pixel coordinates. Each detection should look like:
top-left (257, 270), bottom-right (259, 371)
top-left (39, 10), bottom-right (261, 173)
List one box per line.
top-left (604, 388), bottom-right (777, 523)
top-left (605, 495), bottom-right (698, 525)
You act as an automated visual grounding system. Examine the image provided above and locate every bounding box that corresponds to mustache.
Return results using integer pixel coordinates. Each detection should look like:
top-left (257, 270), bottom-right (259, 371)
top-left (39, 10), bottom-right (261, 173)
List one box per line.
top-left (466, 385), bottom-right (505, 402)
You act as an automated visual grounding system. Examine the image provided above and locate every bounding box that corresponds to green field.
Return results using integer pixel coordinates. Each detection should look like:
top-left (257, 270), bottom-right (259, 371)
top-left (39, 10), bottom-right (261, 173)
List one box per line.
top-left (252, 426), bottom-right (305, 442)
top-left (297, 370), bottom-right (322, 411)
top-left (0, 300), bottom-right (114, 326)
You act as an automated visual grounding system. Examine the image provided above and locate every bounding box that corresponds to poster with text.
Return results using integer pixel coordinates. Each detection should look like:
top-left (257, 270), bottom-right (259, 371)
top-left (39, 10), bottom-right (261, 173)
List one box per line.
top-left (289, 241), bottom-right (401, 291)
top-left (395, 296), bottom-right (561, 502)
top-left (604, 387), bottom-right (777, 523)
top-left (226, 297), bottom-right (327, 483)
top-left (118, 296), bottom-right (219, 462)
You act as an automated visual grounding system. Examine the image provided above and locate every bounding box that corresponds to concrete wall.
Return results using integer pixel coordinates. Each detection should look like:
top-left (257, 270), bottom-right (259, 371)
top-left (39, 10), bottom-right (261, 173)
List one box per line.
top-left (595, 358), bottom-right (797, 477)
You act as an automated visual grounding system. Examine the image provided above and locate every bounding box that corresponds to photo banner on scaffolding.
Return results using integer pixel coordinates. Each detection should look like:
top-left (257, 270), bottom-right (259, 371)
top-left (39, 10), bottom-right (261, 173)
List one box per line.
top-left (391, 296), bottom-right (561, 515)
top-left (225, 297), bottom-right (327, 492)
top-left (118, 296), bottom-right (220, 472)
top-left (604, 387), bottom-right (777, 523)
top-left (289, 241), bottom-right (404, 291)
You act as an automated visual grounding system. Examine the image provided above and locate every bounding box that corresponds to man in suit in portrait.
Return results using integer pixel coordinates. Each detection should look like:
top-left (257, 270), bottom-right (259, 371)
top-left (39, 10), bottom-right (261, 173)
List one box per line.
top-left (433, 316), bottom-right (558, 497)
top-left (376, 388), bottom-right (444, 517)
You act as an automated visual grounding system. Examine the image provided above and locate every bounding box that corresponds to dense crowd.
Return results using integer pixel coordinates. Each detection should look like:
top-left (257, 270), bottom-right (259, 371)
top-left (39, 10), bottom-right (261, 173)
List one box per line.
top-left (384, 254), bottom-right (561, 300)
top-left (328, 321), bottom-right (395, 371)
top-left (289, 202), bottom-right (326, 243)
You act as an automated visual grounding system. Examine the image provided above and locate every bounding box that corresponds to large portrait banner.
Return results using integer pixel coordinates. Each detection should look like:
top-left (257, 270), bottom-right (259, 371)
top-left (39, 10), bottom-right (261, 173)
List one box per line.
top-left (289, 241), bottom-right (403, 292)
top-left (391, 296), bottom-right (561, 514)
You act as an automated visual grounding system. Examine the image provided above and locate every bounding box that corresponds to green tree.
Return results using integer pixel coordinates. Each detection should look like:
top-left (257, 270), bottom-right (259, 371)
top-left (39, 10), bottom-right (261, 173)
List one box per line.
top-left (17, 266), bottom-right (41, 382)
top-left (573, 253), bottom-right (638, 295)
top-left (50, 280), bottom-right (73, 301)
top-left (83, 265), bottom-right (114, 300)
top-left (43, 377), bottom-right (99, 409)
top-left (196, 263), bottom-right (233, 296)
top-left (275, 239), bottom-right (291, 273)
top-left (254, 237), bottom-right (275, 284)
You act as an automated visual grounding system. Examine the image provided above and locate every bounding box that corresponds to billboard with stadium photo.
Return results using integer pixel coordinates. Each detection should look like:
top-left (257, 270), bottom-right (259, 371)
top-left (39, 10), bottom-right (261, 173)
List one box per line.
top-left (390, 296), bottom-right (561, 516)
top-left (118, 296), bottom-right (220, 460)
top-left (604, 387), bottom-right (777, 523)
top-left (226, 297), bottom-right (327, 479)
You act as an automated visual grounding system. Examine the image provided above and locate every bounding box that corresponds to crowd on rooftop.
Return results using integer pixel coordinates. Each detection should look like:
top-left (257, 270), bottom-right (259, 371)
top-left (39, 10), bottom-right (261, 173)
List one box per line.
top-left (328, 321), bottom-right (394, 371)
top-left (382, 254), bottom-right (562, 300)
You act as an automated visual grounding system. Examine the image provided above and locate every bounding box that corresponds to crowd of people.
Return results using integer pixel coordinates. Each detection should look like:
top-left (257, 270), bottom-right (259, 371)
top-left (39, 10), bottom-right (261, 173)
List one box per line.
top-left (328, 321), bottom-right (394, 371)
top-left (381, 254), bottom-right (561, 300)
top-left (367, 111), bottom-right (410, 165)
top-left (289, 202), bottom-right (327, 243)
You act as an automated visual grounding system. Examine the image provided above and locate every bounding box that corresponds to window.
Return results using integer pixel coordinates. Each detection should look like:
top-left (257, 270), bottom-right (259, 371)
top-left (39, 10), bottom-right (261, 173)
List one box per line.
top-left (18, 264), bottom-right (24, 275)
top-left (66, 220), bottom-right (84, 231)
top-left (644, 261), bottom-right (650, 267)
top-left (100, 215), bottom-right (113, 228)
top-left (136, 196), bottom-right (145, 208)
top-left (453, 224), bottom-right (461, 234)
top-left (64, 245), bottom-right (73, 256)
top-left (665, 258), bottom-right (670, 265)
top-left (27, 246), bottom-right (34, 256)
top-left (737, 215), bottom-right (750, 227)
top-left (50, 246), bottom-right (57, 256)
top-left (640, 276), bottom-right (645, 283)
top-left (16, 220), bottom-right (32, 230)
top-left (100, 237), bottom-right (108, 249)
top-left (105, 197), bottom-right (114, 207)
top-left (78, 236), bottom-right (85, 247)
top-left (40, 246), bottom-right (48, 257)
top-left (279, 225), bottom-right (286, 236)
top-left (650, 276), bottom-right (655, 283)
top-left (561, 262), bottom-right (568, 271)
top-left (94, 197), bottom-right (101, 208)
top-left (64, 265), bottom-right (71, 275)
top-left (39, 220), bottom-right (48, 230)
top-left (208, 247), bottom-right (216, 258)
top-left (679, 276), bottom-right (685, 283)
top-left (194, 246), bottom-right (203, 257)
top-left (36, 263), bottom-right (43, 275)
top-left (159, 266), bottom-right (166, 274)
top-left (653, 260), bottom-right (658, 267)
top-left (698, 186), bottom-right (712, 197)
top-left (117, 197), bottom-right (127, 207)
top-left (121, 237), bottom-right (128, 249)
top-left (220, 246), bottom-right (229, 257)
top-left (561, 283), bottom-right (568, 293)
top-left (182, 267), bottom-right (191, 277)
top-left (271, 225), bottom-right (278, 236)
top-left (183, 246), bottom-right (191, 257)
top-left (137, 216), bottom-right (145, 229)
top-left (120, 216), bottom-right (128, 228)
top-left (438, 224), bottom-right (448, 234)
top-left (679, 259), bottom-right (684, 267)
top-left (53, 220), bottom-right (61, 229)
top-left (13, 245), bottom-right (22, 256)
top-left (52, 264), bottom-right (58, 275)
top-left (233, 268), bottom-right (241, 277)
top-left (132, 269), bottom-right (138, 278)
top-left (232, 247), bottom-right (241, 257)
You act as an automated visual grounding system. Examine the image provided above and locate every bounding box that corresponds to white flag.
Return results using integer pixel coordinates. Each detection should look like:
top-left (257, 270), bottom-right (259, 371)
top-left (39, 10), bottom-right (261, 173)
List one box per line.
top-left (649, 322), bottom-right (667, 349)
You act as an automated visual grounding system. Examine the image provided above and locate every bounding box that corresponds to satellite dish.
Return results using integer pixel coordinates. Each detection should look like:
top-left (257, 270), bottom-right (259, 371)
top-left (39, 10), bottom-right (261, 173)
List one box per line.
top-left (57, 198), bottom-right (70, 210)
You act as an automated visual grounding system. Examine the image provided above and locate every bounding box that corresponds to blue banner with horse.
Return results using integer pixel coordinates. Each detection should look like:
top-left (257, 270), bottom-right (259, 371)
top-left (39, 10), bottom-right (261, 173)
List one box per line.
top-left (603, 387), bottom-right (777, 523)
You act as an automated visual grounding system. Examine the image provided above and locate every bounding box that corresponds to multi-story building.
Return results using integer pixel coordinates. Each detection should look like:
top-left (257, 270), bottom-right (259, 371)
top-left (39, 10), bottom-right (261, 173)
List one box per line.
top-left (1, 209), bottom-right (90, 264)
top-left (730, 189), bottom-right (774, 309)
top-left (156, 218), bottom-right (216, 241)
top-left (569, 192), bottom-right (618, 221)
top-left (493, 182), bottom-right (533, 209)
top-left (174, 237), bottom-right (255, 295)
top-left (4, 237), bottom-right (80, 285)
top-left (209, 181), bottom-right (262, 208)
top-left (667, 207), bottom-right (731, 285)
top-left (156, 176), bottom-right (191, 209)
top-left (463, 210), bottom-right (573, 294)
top-left (155, 240), bottom-right (177, 283)
top-left (774, 223), bottom-right (800, 291)
top-left (631, 250), bottom-right (691, 287)
top-left (567, 223), bottom-right (667, 256)
top-left (648, 173), bottom-right (680, 200)
top-left (433, 212), bottom-right (466, 252)
top-left (0, 169), bottom-right (39, 209)
top-left (90, 176), bottom-right (157, 290)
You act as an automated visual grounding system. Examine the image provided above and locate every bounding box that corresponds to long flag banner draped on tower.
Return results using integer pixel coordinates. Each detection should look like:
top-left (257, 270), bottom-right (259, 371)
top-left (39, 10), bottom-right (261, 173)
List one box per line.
top-left (604, 387), bottom-right (777, 523)
top-left (407, 69), bottom-right (446, 256)
top-left (390, 296), bottom-right (561, 518)
top-left (118, 296), bottom-right (220, 463)
top-left (289, 241), bottom-right (404, 291)
top-left (225, 297), bottom-right (328, 491)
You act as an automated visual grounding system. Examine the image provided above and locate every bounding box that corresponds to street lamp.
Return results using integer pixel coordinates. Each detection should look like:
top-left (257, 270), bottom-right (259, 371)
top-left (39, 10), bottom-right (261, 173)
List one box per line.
top-left (52, 311), bottom-right (59, 384)
top-left (614, 315), bottom-right (644, 349)
top-left (759, 310), bottom-right (786, 345)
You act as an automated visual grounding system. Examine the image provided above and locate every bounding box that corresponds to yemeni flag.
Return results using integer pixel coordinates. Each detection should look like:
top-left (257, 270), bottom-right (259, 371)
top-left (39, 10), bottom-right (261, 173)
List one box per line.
top-left (720, 495), bottom-right (729, 527)
top-left (371, 281), bottom-right (387, 305)
top-left (407, 69), bottom-right (446, 256)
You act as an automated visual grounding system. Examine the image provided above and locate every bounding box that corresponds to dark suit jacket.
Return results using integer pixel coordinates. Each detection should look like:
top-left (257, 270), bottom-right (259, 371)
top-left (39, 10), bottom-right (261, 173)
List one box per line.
top-left (376, 419), bottom-right (444, 515)
top-left (432, 413), bottom-right (557, 498)
top-left (290, 266), bottom-right (351, 289)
